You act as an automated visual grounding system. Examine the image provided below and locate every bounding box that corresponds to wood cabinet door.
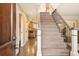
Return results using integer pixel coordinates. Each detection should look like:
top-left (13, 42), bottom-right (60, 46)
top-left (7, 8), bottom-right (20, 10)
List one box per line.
top-left (0, 3), bottom-right (16, 56)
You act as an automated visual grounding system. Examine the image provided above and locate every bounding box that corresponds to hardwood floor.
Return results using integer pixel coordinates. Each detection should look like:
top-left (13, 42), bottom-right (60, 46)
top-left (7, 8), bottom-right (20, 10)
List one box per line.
top-left (20, 38), bottom-right (37, 56)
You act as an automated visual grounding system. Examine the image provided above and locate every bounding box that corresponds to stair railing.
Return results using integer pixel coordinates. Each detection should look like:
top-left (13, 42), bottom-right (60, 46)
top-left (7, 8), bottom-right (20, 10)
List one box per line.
top-left (49, 4), bottom-right (79, 55)
top-left (52, 9), bottom-right (72, 42)
top-left (51, 9), bottom-right (74, 56)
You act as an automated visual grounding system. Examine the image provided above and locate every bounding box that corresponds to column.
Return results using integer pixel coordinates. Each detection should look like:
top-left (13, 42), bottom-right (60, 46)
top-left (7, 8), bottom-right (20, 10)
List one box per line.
top-left (37, 29), bottom-right (42, 56)
top-left (70, 29), bottom-right (78, 56)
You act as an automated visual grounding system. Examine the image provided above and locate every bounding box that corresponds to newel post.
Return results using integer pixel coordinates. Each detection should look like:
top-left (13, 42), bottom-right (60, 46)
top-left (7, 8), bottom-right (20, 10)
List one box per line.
top-left (70, 29), bottom-right (78, 56)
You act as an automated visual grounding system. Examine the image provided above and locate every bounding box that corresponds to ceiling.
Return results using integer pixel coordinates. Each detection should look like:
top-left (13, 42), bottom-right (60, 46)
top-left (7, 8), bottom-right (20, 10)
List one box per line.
top-left (18, 3), bottom-right (40, 16)
top-left (18, 3), bottom-right (79, 20)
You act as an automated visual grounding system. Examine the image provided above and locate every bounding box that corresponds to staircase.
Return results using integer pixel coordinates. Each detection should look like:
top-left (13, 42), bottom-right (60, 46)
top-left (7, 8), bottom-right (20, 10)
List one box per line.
top-left (40, 12), bottom-right (69, 56)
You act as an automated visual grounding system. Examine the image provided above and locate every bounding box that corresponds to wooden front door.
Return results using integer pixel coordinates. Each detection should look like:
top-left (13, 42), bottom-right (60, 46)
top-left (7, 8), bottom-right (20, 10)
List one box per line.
top-left (0, 3), bottom-right (16, 56)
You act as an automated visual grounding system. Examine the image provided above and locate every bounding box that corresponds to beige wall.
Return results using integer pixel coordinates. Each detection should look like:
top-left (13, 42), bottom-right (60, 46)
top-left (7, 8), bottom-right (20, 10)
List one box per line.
top-left (57, 3), bottom-right (79, 20)
top-left (18, 3), bottom-right (40, 23)
top-left (56, 4), bottom-right (79, 29)
top-left (16, 4), bottom-right (28, 55)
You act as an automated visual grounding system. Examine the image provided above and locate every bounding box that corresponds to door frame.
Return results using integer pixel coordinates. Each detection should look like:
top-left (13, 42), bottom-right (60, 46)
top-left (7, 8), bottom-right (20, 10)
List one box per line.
top-left (11, 3), bottom-right (16, 55)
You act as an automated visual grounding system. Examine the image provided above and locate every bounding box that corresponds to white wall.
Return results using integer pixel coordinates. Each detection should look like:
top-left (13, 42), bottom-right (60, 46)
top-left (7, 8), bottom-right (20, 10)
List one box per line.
top-left (39, 4), bottom-right (46, 12)
top-left (39, 3), bottom-right (60, 14)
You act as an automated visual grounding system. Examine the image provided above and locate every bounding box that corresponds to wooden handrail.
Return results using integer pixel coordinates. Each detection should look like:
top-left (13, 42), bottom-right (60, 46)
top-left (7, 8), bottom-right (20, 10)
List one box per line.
top-left (53, 16), bottom-right (61, 32)
top-left (48, 3), bottom-right (71, 30)
top-left (55, 10), bottom-right (71, 30)
top-left (51, 9), bottom-right (57, 14)
top-left (52, 9), bottom-right (71, 30)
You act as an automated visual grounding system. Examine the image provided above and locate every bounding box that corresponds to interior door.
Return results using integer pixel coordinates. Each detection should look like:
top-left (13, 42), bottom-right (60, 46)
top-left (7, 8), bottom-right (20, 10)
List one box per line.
top-left (0, 3), bottom-right (16, 56)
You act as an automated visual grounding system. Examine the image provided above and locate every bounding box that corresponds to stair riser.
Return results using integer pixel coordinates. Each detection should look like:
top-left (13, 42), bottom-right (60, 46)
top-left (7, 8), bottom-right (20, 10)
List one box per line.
top-left (41, 22), bottom-right (55, 24)
top-left (42, 27), bottom-right (58, 29)
top-left (42, 40), bottom-right (64, 43)
top-left (42, 30), bottom-right (59, 32)
top-left (40, 18), bottom-right (52, 20)
top-left (42, 42), bottom-right (66, 45)
top-left (41, 23), bottom-right (56, 25)
top-left (42, 38), bottom-right (63, 40)
top-left (42, 34), bottom-right (61, 37)
top-left (42, 44), bottom-right (67, 48)
top-left (42, 28), bottom-right (58, 30)
top-left (41, 26), bottom-right (57, 28)
top-left (42, 33), bottom-right (62, 35)
top-left (42, 53), bottom-right (69, 56)
top-left (42, 39), bottom-right (64, 42)
top-left (42, 36), bottom-right (61, 38)
top-left (41, 28), bottom-right (59, 30)
top-left (41, 29), bottom-right (59, 32)
top-left (42, 30), bottom-right (60, 32)
top-left (40, 21), bottom-right (54, 22)
top-left (42, 38), bottom-right (63, 41)
top-left (41, 25), bottom-right (57, 27)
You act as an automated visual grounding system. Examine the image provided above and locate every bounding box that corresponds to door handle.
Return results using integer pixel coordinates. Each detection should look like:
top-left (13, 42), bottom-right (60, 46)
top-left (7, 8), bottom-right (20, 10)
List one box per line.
top-left (12, 35), bottom-right (16, 41)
